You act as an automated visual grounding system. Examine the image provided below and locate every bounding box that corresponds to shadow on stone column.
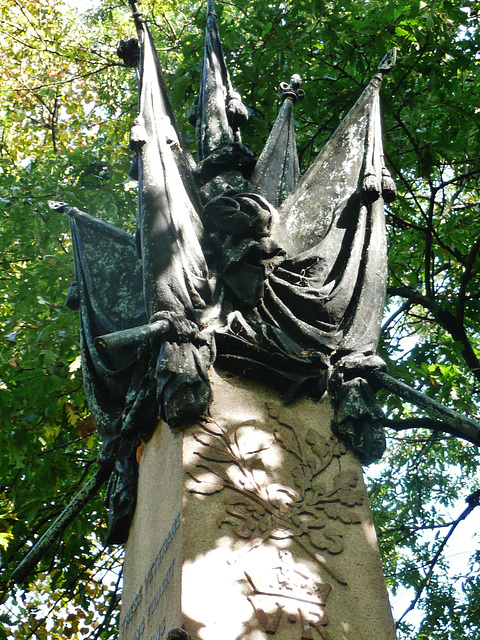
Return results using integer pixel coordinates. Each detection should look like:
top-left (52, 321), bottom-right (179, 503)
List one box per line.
top-left (120, 369), bottom-right (397, 640)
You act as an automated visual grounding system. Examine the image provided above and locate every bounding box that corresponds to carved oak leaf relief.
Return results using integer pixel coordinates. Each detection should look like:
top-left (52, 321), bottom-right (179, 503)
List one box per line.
top-left (187, 402), bottom-right (364, 571)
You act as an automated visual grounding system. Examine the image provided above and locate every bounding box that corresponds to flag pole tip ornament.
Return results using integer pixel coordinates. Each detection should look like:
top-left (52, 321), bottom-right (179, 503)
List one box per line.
top-left (378, 47), bottom-right (397, 73)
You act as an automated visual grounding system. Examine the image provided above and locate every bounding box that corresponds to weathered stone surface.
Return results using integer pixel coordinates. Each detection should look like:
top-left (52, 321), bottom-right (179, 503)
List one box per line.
top-left (120, 369), bottom-right (397, 640)
top-left (120, 423), bottom-right (183, 640)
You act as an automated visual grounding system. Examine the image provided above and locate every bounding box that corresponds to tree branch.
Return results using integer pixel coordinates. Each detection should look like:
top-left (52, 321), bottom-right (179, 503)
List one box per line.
top-left (12, 64), bottom-right (122, 94)
top-left (381, 301), bottom-right (412, 333)
top-left (21, 544), bottom-right (120, 640)
top-left (371, 371), bottom-right (480, 446)
top-left (390, 34), bottom-right (430, 97)
top-left (90, 566), bottom-right (123, 640)
top-left (433, 168), bottom-right (480, 193)
top-left (384, 150), bottom-right (426, 218)
top-left (424, 192), bottom-right (435, 300)
top-left (457, 236), bottom-right (480, 326)
top-left (387, 287), bottom-right (480, 382)
top-left (396, 492), bottom-right (480, 626)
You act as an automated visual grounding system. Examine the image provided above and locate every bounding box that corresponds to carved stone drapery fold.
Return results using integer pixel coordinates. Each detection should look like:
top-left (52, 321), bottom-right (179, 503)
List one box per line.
top-left (190, 0), bottom-right (249, 162)
top-left (65, 0), bottom-right (396, 542)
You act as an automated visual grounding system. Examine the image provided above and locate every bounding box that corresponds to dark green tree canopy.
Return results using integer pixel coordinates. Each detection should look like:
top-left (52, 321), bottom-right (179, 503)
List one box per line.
top-left (0, 1), bottom-right (479, 638)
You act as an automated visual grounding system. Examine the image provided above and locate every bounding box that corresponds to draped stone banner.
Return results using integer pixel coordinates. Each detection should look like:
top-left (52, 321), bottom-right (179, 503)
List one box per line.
top-left (119, 370), bottom-right (397, 640)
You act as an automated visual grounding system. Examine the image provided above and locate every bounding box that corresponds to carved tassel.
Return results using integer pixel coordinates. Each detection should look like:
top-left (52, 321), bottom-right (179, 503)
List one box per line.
top-left (381, 167), bottom-right (397, 203)
top-left (226, 90), bottom-right (249, 130)
top-left (129, 116), bottom-right (147, 150)
top-left (362, 87), bottom-right (381, 204)
top-left (362, 172), bottom-right (381, 203)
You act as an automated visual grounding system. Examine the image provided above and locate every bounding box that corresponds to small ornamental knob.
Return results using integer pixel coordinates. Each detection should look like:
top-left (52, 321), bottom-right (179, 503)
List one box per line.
top-left (279, 74), bottom-right (305, 103)
top-left (117, 38), bottom-right (140, 68)
top-left (166, 629), bottom-right (190, 640)
top-left (129, 117), bottom-right (147, 150)
top-left (290, 74), bottom-right (303, 91)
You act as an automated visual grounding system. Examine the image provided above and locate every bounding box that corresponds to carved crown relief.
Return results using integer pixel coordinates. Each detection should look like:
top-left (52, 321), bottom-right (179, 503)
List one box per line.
top-left (245, 549), bottom-right (333, 640)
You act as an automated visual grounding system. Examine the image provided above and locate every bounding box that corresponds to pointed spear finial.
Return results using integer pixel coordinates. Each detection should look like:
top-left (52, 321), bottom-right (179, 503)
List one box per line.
top-left (378, 47), bottom-right (397, 74)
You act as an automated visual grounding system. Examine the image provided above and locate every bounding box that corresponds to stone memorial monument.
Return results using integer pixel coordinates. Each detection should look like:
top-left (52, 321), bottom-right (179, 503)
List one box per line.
top-left (109, 4), bottom-right (399, 636)
top-left (19, 1), bottom-right (402, 638)
top-left (10, 4), bottom-right (480, 636)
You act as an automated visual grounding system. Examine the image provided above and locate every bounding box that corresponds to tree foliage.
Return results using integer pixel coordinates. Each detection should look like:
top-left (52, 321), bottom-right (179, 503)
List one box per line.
top-left (0, 0), bottom-right (479, 638)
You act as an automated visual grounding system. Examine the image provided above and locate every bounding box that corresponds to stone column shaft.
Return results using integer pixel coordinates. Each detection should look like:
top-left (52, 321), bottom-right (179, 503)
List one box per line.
top-left (119, 370), bottom-right (397, 640)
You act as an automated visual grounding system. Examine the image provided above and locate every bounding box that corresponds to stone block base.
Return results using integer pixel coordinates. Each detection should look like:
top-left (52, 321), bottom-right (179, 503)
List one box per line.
top-left (119, 369), bottom-right (397, 640)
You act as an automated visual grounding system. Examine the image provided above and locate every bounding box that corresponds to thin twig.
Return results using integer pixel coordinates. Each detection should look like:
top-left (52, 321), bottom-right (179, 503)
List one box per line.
top-left (12, 64), bottom-right (122, 93)
top-left (396, 493), bottom-right (480, 626)
top-left (90, 566), bottom-right (123, 640)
